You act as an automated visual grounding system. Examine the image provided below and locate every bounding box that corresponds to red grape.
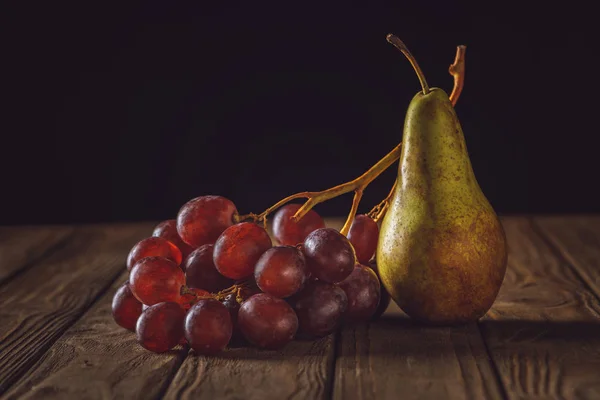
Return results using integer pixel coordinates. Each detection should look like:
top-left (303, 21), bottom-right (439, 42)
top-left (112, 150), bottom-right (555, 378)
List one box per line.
top-left (129, 256), bottom-right (185, 306)
top-left (347, 214), bottom-right (379, 264)
top-left (369, 260), bottom-right (391, 319)
top-left (254, 246), bottom-right (307, 298)
top-left (112, 281), bottom-right (143, 331)
top-left (272, 203), bottom-right (325, 245)
top-left (213, 222), bottom-right (272, 280)
top-left (126, 237), bottom-right (182, 271)
top-left (153, 219), bottom-right (194, 259)
top-left (337, 264), bottom-right (381, 322)
top-left (238, 293), bottom-right (298, 349)
top-left (302, 228), bottom-right (355, 283)
top-left (136, 302), bottom-right (186, 353)
top-left (185, 298), bottom-right (232, 355)
top-left (179, 288), bottom-right (211, 311)
top-left (185, 244), bottom-right (234, 292)
top-left (289, 280), bottom-right (348, 338)
top-left (177, 195), bottom-right (238, 248)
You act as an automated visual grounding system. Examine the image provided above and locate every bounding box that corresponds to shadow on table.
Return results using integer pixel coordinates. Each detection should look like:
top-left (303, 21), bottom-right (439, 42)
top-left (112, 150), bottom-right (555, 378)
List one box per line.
top-left (208, 315), bottom-right (600, 362)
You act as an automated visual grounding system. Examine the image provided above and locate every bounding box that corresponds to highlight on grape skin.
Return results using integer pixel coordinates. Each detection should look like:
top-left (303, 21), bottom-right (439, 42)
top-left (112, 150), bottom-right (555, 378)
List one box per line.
top-left (129, 256), bottom-right (186, 306)
top-left (126, 236), bottom-right (182, 271)
top-left (176, 195), bottom-right (238, 248)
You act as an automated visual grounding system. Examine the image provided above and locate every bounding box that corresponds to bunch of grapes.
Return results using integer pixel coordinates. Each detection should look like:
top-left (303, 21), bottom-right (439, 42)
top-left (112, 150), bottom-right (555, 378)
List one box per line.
top-left (111, 195), bottom-right (391, 355)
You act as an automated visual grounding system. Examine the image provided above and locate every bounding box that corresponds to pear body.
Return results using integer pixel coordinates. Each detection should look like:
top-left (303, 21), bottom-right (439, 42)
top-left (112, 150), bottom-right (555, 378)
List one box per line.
top-left (377, 88), bottom-right (507, 324)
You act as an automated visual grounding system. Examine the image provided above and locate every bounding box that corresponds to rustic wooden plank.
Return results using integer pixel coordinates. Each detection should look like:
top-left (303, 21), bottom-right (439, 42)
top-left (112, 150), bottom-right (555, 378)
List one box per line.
top-left (333, 302), bottom-right (503, 400)
top-left (0, 222), bottom-right (153, 394)
top-left (480, 217), bottom-right (600, 399)
top-left (3, 271), bottom-right (188, 400)
top-left (533, 215), bottom-right (600, 300)
top-left (162, 217), bottom-right (345, 400)
top-left (0, 225), bottom-right (74, 286)
top-left (164, 336), bottom-right (335, 400)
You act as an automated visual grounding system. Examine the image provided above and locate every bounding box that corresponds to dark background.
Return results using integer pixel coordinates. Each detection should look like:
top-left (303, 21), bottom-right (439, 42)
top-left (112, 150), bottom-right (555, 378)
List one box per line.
top-left (2, 3), bottom-right (598, 225)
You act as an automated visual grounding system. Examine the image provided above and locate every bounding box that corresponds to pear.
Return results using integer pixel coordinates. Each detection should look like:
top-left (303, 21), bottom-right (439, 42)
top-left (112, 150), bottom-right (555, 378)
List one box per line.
top-left (376, 35), bottom-right (508, 324)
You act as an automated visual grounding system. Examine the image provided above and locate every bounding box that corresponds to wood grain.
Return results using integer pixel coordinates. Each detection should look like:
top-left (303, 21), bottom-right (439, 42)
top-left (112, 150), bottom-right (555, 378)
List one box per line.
top-left (533, 215), bottom-right (600, 300)
top-left (0, 225), bottom-right (74, 286)
top-left (333, 302), bottom-right (503, 400)
top-left (164, 336), bottom-right (335, 400)
top-left (0, 223), bottom-right (153, 394)
top-left (480, 217), bottom-right (600, 399)
top-left (3, 271), bottom-right (188, 400)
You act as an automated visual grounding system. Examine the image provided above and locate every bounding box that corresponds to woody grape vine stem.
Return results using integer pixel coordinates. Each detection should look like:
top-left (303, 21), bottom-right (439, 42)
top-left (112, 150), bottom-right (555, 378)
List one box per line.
top-left (238, 42), bottom-right (466, 234)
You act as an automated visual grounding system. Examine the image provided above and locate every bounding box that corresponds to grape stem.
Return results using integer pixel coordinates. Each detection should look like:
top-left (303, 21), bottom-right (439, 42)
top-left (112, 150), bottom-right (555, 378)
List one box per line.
top-left (367, 179), bottom-right (397, 223)
top-left (236, 143), bottom-right (402, 231)
top-left (449, 45), bottom-right (466, 106)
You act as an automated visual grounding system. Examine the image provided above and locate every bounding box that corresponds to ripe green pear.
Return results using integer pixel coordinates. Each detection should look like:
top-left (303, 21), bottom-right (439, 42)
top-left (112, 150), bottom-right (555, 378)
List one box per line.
top-left (377, 37), bottom-right (507, 324)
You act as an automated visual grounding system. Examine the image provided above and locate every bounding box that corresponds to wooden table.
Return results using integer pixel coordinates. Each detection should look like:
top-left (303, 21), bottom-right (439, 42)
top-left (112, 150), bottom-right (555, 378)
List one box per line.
top-left (1, 216), bottom-right (600, 400)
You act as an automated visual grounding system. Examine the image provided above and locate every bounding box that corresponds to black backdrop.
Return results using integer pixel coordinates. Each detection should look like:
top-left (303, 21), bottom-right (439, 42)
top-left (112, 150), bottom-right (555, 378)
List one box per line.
top-left (2, 3), bottom-right (598, 225)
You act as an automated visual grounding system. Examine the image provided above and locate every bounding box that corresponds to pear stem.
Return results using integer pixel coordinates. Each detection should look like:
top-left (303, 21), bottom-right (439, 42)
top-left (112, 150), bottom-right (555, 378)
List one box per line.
top-left (449, 45), bottom-right (467, 106)
top-left (386, 34), bottom-right (430, 95)
top-left (238, 144), bottom-right (403, 229)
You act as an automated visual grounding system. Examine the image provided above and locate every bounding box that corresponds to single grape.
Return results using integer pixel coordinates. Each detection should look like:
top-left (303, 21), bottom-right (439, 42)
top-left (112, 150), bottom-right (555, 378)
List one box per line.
top-left (337, 264), bottom-right (381, 323)
top-left (126, 236), bottom-right (182, 271)
top-left (238, 293), bottom-right (298, 349)
top-left (179, 287), bottom-right (211, 311)
top-left (129, 256), bottom-right (185, 306)
top-left (302, 228), bottom-right (355, 283)
top-left (111, 280), bottom-right (143, 331)
top-left (369, 260), bottom-right (391, 319)
top-left (254, 246), bottom-right (307, 298)
top-left (213, 222), bottom-right (272, 280)
top-left (136, 302), bottom-right (186, 353)
top-left (153, 219), bottom-right (194, 259)
top-left (272, 203), bottom-right (326, 245)
top-left (289, 280), bottom-right (348, 338)
top-left (177, 195), bottom-right (238, 248)
top-left (185, 244), bottom-right (234, 292)
top-left (185, 298), bottom-right (232, 355)
top-left (347, 214), bottom-right (379, 264)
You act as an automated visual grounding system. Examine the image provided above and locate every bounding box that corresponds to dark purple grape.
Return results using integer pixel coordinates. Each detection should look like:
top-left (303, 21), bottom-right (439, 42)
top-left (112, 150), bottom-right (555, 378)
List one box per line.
top-left (254, 246), bottom-right (307, 298)
top-left (238, 293), bottom-right (298, 349)
top-left (272, 203), bottom-right (326, 245)
top-left (302, 228), bottom-right (355, 283)
top-left (337, 264), bottom-right (381, 322)
top-left (112, 281), bottom-right (143, 331)
top-left (185, 244), bottom-right (234, 292)
top-left (177, 195), bottom-right (238, 248)
top-left (185, 298), bottom-right (232, 355)
top-left (136, 302), bottom-right (186, 353)
top-left (289, 280), bottom-right (347, 338)
top-left (213, 222), bottom-right (272, 280)
top-left (347, 214), bottom-right (379, 264)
